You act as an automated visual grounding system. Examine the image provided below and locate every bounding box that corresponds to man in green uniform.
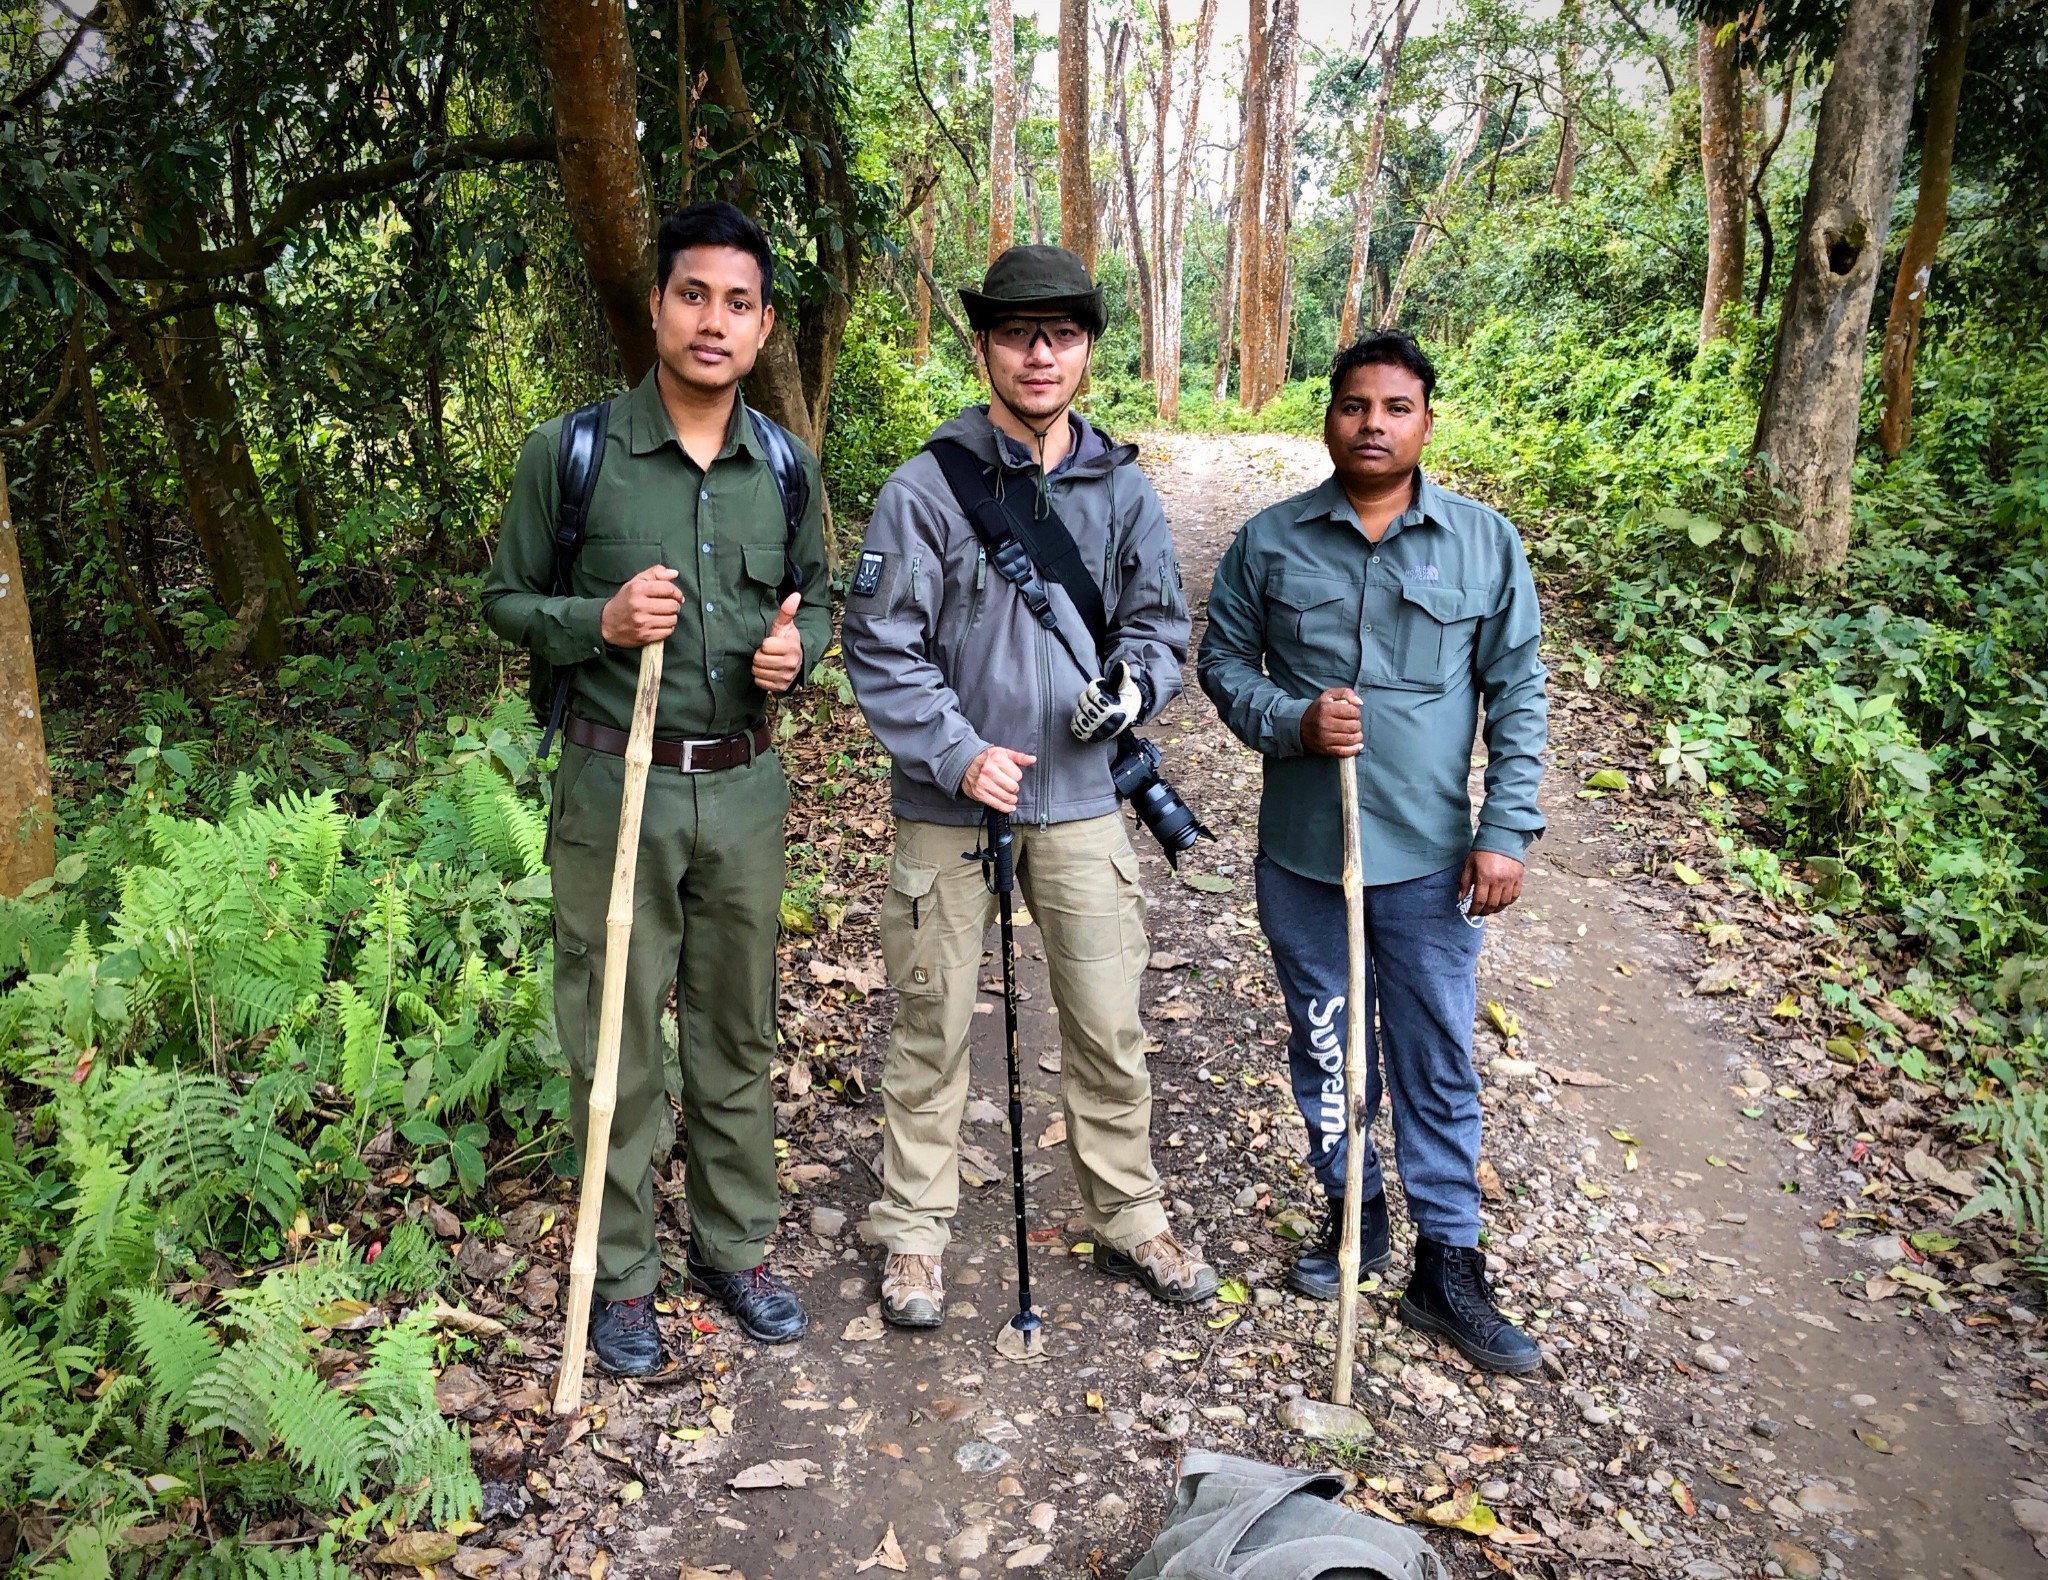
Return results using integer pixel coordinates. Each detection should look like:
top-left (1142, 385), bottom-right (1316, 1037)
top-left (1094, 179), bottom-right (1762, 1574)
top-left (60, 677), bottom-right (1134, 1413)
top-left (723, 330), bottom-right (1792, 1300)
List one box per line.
top-left (483, 201), bottom-right (829, 1370)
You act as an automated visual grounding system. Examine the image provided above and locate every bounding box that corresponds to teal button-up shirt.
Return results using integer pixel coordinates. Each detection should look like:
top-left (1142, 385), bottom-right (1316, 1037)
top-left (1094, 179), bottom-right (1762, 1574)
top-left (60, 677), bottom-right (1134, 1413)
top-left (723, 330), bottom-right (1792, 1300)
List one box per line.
top-left (1196, 472), bottom-right (1548, 886)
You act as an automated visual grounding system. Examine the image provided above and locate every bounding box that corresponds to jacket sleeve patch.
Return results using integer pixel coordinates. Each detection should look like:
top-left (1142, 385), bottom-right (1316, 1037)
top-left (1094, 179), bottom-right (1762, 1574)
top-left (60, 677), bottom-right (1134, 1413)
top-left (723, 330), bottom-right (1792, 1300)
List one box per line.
top-left (852, 550), bottom-right (888, 598)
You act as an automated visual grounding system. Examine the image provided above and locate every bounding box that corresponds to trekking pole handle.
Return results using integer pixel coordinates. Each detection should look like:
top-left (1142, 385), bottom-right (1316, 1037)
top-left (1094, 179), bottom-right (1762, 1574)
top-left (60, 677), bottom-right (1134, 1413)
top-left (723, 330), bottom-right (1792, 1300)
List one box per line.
top-left (984, 809), bottom-right (1015, 895)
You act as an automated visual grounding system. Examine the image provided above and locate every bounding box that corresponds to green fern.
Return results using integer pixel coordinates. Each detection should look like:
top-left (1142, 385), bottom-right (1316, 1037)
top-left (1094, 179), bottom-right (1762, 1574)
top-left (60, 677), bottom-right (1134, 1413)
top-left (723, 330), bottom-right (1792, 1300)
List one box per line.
top-left (1953, 1091), bottom-right (2048, 1239)
top-left (121, 1289), bottom-right (221, 1414)
top-left (264, 1360), bottom-right (371, 1503)
top-left (359, 1221), bottom-right (450, 1299)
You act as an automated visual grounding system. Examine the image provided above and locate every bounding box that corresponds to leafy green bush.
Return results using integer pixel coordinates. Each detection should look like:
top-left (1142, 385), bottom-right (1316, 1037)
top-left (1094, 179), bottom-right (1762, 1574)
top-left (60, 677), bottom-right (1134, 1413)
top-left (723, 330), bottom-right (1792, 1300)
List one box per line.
top-left (822, 307), bottom-right (979, 525)
top-left (0, 698), bottom-right (560, 1566)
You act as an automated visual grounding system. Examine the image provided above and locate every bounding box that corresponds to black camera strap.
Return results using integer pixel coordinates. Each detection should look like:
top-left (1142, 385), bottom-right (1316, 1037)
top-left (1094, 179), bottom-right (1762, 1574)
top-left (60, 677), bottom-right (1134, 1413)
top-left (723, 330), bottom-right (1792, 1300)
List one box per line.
top-left (926, 438), bottom-right (1107, 676)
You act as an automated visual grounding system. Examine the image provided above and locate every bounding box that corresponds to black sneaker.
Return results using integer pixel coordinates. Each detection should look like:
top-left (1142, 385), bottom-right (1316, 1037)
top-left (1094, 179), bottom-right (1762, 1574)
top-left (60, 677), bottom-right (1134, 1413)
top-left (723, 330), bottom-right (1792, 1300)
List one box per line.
top-left (686, 1249), bottom-right (809, 1344)
top-left (1285, 1194), bottom-right (1392, 1301)
top-left (590, 1293), bottom-right (665, 1376)
top-left (1398, 1237), bottom-right (1541, 1374)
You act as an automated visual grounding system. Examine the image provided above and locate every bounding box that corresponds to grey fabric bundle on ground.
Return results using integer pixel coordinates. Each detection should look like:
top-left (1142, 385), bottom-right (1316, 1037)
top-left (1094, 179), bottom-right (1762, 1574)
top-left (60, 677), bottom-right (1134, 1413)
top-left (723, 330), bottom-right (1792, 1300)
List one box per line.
top-left (1126, 1452), bottom-right (1448, 1580)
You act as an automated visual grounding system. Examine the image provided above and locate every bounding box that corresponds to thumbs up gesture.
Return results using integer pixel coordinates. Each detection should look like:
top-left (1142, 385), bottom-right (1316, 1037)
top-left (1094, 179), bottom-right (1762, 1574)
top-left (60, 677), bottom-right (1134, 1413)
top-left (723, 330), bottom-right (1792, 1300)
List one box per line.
top-left (751, 591), bottom-right (805, 694)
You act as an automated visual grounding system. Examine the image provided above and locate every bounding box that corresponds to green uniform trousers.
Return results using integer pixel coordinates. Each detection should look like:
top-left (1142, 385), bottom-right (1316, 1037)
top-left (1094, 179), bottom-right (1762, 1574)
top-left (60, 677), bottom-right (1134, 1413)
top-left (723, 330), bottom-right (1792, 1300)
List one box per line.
top-left (868, 813), bottom-right (1170, 1255)
top-left (548, 740), bottom-right (788, 1298)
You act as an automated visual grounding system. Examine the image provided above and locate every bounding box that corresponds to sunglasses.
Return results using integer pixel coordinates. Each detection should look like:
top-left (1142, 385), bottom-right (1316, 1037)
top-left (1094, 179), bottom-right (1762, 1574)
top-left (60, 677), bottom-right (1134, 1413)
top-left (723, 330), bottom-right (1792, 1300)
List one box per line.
top-left (987, 318), bottom-right (1091, 351)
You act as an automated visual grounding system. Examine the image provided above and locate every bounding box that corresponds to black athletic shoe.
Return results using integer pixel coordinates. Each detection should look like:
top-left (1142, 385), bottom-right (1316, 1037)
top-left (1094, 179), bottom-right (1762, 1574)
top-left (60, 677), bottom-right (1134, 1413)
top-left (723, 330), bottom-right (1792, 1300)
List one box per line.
top-left (687, 1250), bottom-right (809, 1344)
top-left (1398, 1238), bottom-right (1541, 1374)
top-left (590, 1293), bottom-right (665, 1376)
top-left (1285, 1194), bottom-right (1392, 1300)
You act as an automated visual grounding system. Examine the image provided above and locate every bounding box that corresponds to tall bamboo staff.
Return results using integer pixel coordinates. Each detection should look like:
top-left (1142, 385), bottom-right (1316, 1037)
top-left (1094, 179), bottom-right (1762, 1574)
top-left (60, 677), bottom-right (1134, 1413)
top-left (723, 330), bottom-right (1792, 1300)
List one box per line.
top-left (554, 640), bottom-right (664, 1416)
top-left (1331, 753), bottom-right (1369, 1406)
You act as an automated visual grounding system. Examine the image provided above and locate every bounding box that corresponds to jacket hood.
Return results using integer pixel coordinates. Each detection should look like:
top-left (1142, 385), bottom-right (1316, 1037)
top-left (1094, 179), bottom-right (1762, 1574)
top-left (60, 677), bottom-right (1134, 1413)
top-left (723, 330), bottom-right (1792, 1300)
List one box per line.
top-left (929, 405), bottom-right (1139, 480)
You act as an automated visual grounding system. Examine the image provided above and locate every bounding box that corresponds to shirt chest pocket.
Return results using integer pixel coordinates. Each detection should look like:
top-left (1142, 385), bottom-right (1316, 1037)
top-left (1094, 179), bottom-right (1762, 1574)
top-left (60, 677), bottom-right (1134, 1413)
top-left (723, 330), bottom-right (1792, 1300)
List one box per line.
top-left (1394, 584), bottom-right (1493, 688)
top-left (1269, 573), bottom-right (1362, 682)
top-left (575, 540), bottom-right (666, 599)
top-left (740, 544), bottom-right (786, 641)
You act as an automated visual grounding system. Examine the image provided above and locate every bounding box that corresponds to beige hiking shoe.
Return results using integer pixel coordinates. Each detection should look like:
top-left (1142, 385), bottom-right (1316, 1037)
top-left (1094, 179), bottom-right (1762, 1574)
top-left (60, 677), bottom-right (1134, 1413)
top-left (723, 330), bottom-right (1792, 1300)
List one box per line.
top-left (880, 1253), bottom-right (944, 1328)
top-left (1092, 1230), bottom-right (1219, 1304)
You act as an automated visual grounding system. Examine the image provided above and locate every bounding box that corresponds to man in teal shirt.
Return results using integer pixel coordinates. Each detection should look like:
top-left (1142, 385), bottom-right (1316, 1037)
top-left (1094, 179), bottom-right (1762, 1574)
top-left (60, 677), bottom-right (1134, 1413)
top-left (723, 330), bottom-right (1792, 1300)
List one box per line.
top-left (1197, 330), bottom-right (1547, 1374)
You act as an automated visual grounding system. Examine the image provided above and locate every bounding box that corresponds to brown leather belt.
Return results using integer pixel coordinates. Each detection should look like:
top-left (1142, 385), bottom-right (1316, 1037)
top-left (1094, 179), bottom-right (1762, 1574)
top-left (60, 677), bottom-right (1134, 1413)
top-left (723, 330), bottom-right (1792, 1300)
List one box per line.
top-left (565, 714), bottom-right (770, 773)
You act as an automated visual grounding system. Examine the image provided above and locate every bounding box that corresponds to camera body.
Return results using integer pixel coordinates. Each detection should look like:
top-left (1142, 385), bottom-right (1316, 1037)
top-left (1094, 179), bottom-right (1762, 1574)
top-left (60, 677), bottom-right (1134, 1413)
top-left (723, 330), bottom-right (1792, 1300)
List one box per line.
top-left (1111, 734), bottom-right (1213, 866)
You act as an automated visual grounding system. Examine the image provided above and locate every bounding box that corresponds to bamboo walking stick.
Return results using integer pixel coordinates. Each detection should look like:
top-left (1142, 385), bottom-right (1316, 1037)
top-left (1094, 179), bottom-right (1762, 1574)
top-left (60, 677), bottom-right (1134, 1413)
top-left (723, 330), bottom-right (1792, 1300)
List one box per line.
top-left (554, 640), bottom-right (665, 1416)
top-left (1331, 752), bottom-right (1369, 1406)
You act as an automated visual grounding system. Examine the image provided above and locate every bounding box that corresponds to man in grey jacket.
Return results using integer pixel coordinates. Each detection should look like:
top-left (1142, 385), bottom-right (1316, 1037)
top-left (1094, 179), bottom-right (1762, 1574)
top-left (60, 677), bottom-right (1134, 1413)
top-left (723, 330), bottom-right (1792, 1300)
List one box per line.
top-left (843, 246), bottom-right (1218, 1328)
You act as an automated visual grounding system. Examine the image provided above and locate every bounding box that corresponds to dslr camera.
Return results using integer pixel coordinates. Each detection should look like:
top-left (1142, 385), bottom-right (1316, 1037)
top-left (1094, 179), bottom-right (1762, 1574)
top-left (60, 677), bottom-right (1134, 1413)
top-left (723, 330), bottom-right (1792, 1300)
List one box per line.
top-left (1111, 734), bottom-right (1213, 866)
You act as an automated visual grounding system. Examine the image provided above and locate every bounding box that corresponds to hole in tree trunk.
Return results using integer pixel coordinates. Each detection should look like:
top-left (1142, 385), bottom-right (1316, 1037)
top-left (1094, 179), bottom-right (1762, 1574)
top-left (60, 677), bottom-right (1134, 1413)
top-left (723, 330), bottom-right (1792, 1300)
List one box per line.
top-left (1824, 222), bottom-right (1867, 277)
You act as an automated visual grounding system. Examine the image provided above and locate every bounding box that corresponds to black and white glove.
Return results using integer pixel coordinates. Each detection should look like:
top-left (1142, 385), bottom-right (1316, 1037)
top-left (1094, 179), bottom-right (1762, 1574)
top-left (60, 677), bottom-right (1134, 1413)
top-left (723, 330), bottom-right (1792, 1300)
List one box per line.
top-left (1071, 659), bottom-right (1145, 743)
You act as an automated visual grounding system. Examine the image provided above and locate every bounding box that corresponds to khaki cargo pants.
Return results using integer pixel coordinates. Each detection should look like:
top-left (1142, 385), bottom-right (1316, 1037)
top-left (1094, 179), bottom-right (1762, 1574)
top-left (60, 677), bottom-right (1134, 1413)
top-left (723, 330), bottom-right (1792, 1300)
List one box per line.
top-left (549, 741), bottom-right (789, 1299)
top-left (868, 813), bottom-right (1170, 1255)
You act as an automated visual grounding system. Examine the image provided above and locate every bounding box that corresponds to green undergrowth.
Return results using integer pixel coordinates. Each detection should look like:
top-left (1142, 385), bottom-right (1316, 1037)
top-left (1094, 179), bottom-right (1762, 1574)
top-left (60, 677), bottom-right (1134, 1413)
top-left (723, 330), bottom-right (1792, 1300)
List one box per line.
top-left (0, 697), bottom-right (560, 1571)
top-left (1425, 304), bottom-right (2048, 1267)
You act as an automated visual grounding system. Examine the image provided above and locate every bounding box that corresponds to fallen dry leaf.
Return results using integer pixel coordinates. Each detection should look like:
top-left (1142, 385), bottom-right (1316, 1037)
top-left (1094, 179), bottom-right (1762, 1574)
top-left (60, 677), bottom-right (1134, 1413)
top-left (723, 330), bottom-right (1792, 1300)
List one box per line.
top-left (729, 1457), bottom-right (822, 1490)
top-left (856, 1524), bottom-right (908, 1573)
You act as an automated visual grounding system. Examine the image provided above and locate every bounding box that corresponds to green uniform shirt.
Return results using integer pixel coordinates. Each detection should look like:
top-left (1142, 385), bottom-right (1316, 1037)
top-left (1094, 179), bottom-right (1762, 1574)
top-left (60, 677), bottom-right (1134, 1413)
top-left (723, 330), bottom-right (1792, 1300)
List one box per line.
top-left (1197, 472), bottom-right (1549, 887)
top-left (482, 369), bottom-right (831, 737)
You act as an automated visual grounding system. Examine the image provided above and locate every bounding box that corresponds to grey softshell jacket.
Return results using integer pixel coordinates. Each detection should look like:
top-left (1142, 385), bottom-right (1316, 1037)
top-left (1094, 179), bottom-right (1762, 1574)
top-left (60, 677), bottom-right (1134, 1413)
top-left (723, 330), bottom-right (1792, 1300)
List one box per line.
top-left (843, 406), bottom-right (1190, 828)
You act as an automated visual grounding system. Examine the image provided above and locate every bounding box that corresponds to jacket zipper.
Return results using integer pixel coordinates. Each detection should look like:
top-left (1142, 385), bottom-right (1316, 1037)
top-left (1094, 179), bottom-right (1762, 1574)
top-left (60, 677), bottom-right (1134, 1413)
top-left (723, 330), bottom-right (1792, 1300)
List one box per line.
top-left (1037, 624), bottom-right (1053, 829)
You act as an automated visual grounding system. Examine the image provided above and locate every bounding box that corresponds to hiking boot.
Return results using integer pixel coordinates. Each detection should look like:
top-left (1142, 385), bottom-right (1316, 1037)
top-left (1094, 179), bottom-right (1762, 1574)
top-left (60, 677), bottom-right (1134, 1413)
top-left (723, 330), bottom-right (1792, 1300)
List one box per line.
top-left (1092, 1230), bottom-right (1220, 1304)
top-left (686, 1248), bottom-right (809, 1344)
top-left (1398, 1238), bottom-right (1540, 1374)
top-left (1285, 1193), bottom-right (1392, 1301)
top-left (880, 1253), bottom-right (945, 1329)
top-left (589, 1293), bottom-right (665, 1376)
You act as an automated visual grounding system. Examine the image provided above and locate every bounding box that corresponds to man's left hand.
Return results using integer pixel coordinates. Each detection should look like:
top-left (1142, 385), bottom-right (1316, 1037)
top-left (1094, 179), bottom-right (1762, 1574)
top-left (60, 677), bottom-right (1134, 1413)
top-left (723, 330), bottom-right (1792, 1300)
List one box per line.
top-left (1459, 850), bottom-right (1525, 917)
top-left (752, 593), bottom-right (804, 693)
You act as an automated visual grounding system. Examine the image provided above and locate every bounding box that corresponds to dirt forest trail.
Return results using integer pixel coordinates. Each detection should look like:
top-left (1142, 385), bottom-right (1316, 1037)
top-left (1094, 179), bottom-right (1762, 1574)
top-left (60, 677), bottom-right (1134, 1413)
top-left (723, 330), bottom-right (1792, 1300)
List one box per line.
top-left (600, 433), bottom-right (2045, 1580)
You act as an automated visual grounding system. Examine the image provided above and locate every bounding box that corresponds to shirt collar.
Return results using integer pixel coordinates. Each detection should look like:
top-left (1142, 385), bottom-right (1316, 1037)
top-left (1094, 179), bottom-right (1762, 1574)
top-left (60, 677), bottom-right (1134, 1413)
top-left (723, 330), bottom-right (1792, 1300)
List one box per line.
top-left (624, 366), bottom-right (761, 460)
top-left (1298, 469), bottom-right (1446, 538)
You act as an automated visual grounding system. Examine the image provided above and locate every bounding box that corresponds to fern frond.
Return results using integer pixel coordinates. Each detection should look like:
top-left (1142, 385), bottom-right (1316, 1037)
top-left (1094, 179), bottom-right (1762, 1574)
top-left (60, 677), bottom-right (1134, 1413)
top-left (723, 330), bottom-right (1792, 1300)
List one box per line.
top-left (358, 1225), bottom-right (449, 1302)
top-left (121, 1289), bottom-right (221, 1414)
top-left (0, 1325), bottom-right (52, 1411)
top-left (264, 1360), bottom-right (371, 1504)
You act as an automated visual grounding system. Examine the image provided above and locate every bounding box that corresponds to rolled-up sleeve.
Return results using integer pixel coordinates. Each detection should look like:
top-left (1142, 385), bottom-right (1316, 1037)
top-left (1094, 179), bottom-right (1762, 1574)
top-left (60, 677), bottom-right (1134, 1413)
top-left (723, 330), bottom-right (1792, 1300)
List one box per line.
top-left (1197, 528), bottom-right (1312, 758)
top-left (1470, 536), bottom-right (1549, 858)
top-left (481, 428), bottom-right (608, 666)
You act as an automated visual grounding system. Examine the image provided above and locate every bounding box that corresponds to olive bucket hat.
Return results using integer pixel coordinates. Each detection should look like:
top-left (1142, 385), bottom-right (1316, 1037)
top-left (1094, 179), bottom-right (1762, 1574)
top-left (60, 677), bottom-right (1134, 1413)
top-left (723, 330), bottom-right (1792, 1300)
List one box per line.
top-left (959, 244), bottom-right (1107, 336)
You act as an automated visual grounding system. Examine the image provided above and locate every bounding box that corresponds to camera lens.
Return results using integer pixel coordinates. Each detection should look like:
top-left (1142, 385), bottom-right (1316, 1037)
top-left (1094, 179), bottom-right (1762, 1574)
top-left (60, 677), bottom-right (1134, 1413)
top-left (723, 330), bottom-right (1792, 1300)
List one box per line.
top-left (1130, 778), bottom-right (1206, 859)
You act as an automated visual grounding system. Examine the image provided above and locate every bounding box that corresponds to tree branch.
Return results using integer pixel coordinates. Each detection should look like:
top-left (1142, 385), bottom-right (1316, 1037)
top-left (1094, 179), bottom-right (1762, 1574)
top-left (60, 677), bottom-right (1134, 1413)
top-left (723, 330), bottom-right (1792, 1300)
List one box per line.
top-left (9, 1), bottom-right (106, 111)
top-left (99, 132), bottom-right (558, 281)
top-left (0, 300), bottom-right (87, 439)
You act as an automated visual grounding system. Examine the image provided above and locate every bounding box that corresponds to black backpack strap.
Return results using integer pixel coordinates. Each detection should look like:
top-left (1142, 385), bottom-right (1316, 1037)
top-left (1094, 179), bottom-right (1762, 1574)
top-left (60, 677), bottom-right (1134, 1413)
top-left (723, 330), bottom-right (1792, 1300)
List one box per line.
top-left (539, 398), bottom-right (611, 755)
top-left (741, 402), bottom-right (810, 597)
top-left (925, 437), bottom-right (1109, 655)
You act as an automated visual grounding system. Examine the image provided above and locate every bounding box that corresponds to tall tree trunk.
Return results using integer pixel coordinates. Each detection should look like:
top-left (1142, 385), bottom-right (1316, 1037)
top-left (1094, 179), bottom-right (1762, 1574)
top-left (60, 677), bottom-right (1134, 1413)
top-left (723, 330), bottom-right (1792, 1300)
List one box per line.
top-left (1213, 142), bottom-right (1241, 402)
top-left (913, 191), bottom-right (937, 364)
top-left (1877, 0), bottom-right (1968, 460)
top-left (1338, 0), bottom-right (1417, 349)
top-left (1149, 1), bottom-right (1173, 390)
top-left (1234, 0), bottom-right (1272, 408)
top-left (1154, 0), bottom-right (1218, 422)
top-left (537, 0), bottom-right (657, 384)
top-left (0, 454), bottom-right (54, 898)
top-left (1057, 0), bottom-right (1096, 267)
top-left (1112, 24), bottom-right (1157, 381)
top-left (1550, 0), bottom-right (1583, 200)
top-left (990, 0), bottom-right (1018, 260)
top-left (150, 291), bottom-right (301, 667)
top-left (1752, 0), bottom-right (1938, 580)
top-left (1244, 0), bottom-right (1298, 408)
top-left (1697, 19), bottom-right (1748, 344)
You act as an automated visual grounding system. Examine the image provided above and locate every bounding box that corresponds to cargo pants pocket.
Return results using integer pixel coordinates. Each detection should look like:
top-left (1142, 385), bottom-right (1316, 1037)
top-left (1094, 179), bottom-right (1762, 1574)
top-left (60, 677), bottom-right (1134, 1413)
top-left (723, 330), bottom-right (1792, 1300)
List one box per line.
top-left (880, 858), bottom-right (945, 996)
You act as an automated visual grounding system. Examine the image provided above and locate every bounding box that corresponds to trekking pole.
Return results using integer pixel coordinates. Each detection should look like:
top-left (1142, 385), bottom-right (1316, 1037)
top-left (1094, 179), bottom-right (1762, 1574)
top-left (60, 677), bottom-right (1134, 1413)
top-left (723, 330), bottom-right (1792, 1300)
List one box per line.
top-left (1331, 753), bottom-right (1369, 1406)
top-left (554, 639), bottom-right (664, 1416)
top-left (979, 807), bottom-right (1045, 1362)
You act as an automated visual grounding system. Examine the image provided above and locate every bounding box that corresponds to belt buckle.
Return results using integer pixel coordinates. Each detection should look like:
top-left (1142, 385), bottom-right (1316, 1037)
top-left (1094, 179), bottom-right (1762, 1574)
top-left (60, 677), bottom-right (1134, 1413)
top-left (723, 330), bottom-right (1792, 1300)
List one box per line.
top-left (678, 738), bottom-right (698, 774)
